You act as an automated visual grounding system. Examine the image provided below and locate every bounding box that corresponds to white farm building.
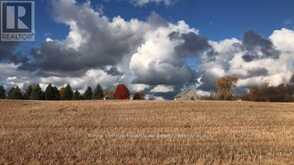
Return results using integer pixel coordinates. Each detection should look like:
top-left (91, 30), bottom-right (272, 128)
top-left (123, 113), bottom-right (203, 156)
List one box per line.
top-left (175, 88), bottom-right (204, 101)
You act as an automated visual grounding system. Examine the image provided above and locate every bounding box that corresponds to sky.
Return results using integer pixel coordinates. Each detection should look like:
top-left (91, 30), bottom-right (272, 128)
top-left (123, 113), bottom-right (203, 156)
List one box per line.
top-left (33, 0), bottom-right (294, 41)
top-left (1, 0), bottom-right (294, 99)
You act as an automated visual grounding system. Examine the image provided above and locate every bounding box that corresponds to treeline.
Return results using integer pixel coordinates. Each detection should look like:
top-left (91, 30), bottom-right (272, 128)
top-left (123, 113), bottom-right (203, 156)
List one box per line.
top-left (0, 84), bottom-right (145, 100)
top-left (243, 84), bottom-right (294, 102)
top-left (215, 76), bottom-right (294, 102)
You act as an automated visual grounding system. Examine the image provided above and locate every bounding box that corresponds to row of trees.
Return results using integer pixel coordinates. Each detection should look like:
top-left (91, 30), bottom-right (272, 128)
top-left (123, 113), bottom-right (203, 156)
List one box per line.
top-left (0, 83), bottom-right (145, 100)
top-left (2, 75), bottom-right (293, 102)
top-left (243, 84), bottom-right (294, 102)
top-left (0, 84), bottom-right (102, 100)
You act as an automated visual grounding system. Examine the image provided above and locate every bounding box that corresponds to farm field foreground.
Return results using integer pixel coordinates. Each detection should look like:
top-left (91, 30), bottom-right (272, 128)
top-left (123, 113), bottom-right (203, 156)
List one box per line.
top-left (1, 101), bottom-right (294, 164)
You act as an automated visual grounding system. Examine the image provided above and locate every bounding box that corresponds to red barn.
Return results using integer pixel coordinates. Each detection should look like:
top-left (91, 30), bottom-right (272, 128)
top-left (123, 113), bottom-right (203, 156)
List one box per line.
top-left (113, 84), bottom-right (130, 100)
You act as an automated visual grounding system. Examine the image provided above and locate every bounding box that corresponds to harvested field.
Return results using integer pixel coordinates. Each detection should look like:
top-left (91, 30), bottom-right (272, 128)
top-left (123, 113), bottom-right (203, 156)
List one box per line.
top-left (0, 100), bottom-right (294, 164)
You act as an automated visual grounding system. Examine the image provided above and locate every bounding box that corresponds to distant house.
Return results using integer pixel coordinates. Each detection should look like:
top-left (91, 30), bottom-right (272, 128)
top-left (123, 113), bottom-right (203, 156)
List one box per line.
top-left (174, 88), bottom-right (201, 101)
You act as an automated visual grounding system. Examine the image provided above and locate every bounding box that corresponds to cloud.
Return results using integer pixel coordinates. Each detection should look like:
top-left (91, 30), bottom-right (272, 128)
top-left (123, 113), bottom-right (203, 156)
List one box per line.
top-left (130, 21), bottom-right (210, 85)
top-left (151, 85), bottom-right (175, 93)
top-left (30, 0), bottom-right (151, 73)
top-left (129, 84), bottom-right (150, 92)
top-left (0, 42), bottom-right (28, 64)
top-left (130, 0), bottom-right (176, 6)
top-left (25, 0), bottom-right (208, 89)
top-left (198, 29), bottom-right (294, 93)
top-left (242, 31), bottom-right (280, 62)
top-left (39, 69), bottom-right (121, 91)
top-left (170, 31), bottom-right (211, 55)
top-left (0, 63), bottom-right (36, 90)
top-left (270, 28), bottom-right (294, 52)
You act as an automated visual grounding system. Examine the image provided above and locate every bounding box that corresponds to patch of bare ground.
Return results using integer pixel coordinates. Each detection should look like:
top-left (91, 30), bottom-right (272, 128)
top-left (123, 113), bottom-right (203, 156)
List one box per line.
top-left (0, 100), bottom-right (294, 164)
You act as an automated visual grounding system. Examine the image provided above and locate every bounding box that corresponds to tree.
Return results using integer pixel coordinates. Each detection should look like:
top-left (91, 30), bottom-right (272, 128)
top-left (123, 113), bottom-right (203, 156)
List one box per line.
top-left (83, 87), bottom-right (93, 100)
top-left (113, 84), bottom-right (130, 100)
top-left (30, 84), bottom-right (44, 100)
top-left (290, 74), bottom-right (294, 86)
top-left (94, 84), bottom-right (104, 100)
top-left (45, 84), bottom-right (60, 100)
top-left (8, 86), bottom-right (23, 99)
top-left (0, 85), bottom-right (6, 99)
top-left (245, 84), bottom-right (294, 102)
top-left (63, 84), bottom-right (73, 100)
top-left (24, 85), bottom-right (33, 100)
top-left (52, 87), bottom-right (60, 100)
top-left (73, 90), bottom-right (81, 100)
top-left (216, 76), bottom-right (238, 100)
top-left (133, 92), bottom-right (145, 100)
top-left (59, 87), bottom-right (65, 100)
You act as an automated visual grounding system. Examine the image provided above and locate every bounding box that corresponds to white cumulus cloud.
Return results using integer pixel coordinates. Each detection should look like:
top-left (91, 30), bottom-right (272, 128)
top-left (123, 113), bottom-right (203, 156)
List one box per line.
top-left (130, 0), bottom-right (176, 6)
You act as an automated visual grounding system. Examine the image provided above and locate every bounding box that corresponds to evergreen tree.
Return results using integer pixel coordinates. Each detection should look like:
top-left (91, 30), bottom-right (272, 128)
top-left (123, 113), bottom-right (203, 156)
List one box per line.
top-left (52, 87), bottom-right (60, 100)
top-left (63, 84), bottom-right (73, 100)
top-left (83, 87), bottom-right (93, 100)
top-left (8, 86), bottom-right (23, 99)
top-left (30, 84), bottom-right (44, 100)
top-left (0, 85), bottom-right (6, 99)
top-left (73, 90), bottom-right (81, 100)
top-left (24, 85), bottom-right (33, 100)
top-left (94, 84), bottom-right (104, 100)
top-left (45, 84), bottom-right (55, 100)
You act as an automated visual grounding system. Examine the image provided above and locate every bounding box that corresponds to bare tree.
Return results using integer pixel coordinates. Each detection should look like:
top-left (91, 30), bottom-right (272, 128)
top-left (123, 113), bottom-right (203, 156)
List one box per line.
top-left (216, 76), bottom-right (238, 100)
